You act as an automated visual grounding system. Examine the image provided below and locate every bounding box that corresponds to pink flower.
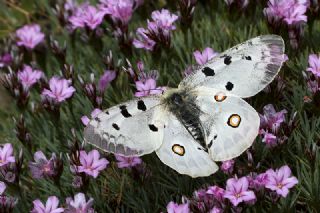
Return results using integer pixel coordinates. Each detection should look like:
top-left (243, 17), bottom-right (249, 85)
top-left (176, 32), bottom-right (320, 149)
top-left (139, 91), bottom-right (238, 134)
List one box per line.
top-left (166, 201), bottom-right (189, 213)
top-left (29, 151), bottom-right (60, 179)
top-left (223, 177), bottom-right (256, 206)
top-left (220, 160), bottom-right (235, 174)
top-left (151, 9), bottom-right (179, 32)
top-left (265, 165), bottom-right (298, 197)
top-left (16, 24), bottom-right (45, 49)
top-left (81, 108), bottom-right (102, 126)
top-left (115, 154), bottom-right (142, 168)
top-left (0, 181), bottom-right (6, 195)
top-left (133, 28), bottom-right (156, 51)
top-left (133, 9), bottom-right (178, 51)
top-left (84, 6), bottom-right (106, 30)
top-left (210, 207), bottom-right (222, 213)
top-left (261, 131), bottom-right (278, 147)
top-left (64, 0), bottom-right (77, 12)
top-left (0, 143), bottom-right (15, 167)
top-left (69, 4), bottom-right (105, 30)
top-left (307, 80), bottom-right (320, 94)
top-left (65, 192), bottom-right (94, 213)
top-left (259, 104), bottom-right (287, 132)
top-left (42, 77), bottom-right (76, 103)
top-left (134, 78), bottom-right (164, 97)
top-left (17, 65), bottom-right (43, 88)
top-left (193, 47), bottom-right (218, 65)
top-left (0, 53), bottom-right (12, 68)
top-left (77, 150), bottom-right (109, 178)
top-left (98, 70), bottom-right (116, 92)
top-left (283, 2), bottom-right (308, 25)
top-left (248, 172), bottom-right (269, 190)
top-left (206, 185), bottom-right (225, 202)
top-left (100, 0), bottom-right (138, 25)
top-left (307, 54), bottom-right (320, 77)
top-left (264, 0), bottom-right (308, 26)
top-left (68, 3), bottom-right (87, 28)
top-left (31, 196), bottom-right (64, 213)
top-left (253, 173), bottom-right (269, 189)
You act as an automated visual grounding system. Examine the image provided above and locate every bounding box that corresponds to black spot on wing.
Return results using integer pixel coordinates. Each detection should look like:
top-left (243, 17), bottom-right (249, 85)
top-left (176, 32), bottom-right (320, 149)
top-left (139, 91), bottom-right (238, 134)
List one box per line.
top-left (148, 124), bottom-right (158, 132)
top-left (224, 56), bottom-right (232, 65)
top-left (245, 56), bottom-right (252, 60)
top-left (119, 105), bottom-right (132, 118)
top-left (137, 100), bottom-right (147, 111)
top-left (202, 67), bottom-right (215, 76)
top-left (214, 134), bottom-right (218, 140)
top-left (225, 82), bottom-right (234, 91)
top-left (208, 140), bottom-right (213, 148)
top-left (121, 108), bottom-right (132, 118)
top-left (105, 111), bottom-right (109, 115)
top-left (112, 123), bottom-right (120, 130)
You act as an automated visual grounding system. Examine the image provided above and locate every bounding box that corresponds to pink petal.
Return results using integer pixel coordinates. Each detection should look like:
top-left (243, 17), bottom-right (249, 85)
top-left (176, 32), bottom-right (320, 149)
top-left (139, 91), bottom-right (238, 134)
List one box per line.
top-left (283, 176), bottom-right (298, 189)
top-left (34, 151), bottom-right (47, 162)
top-left (278, 165), bottom-right (292, 180)
top-left (81, 116), bottom-right (90, 126)
top-left (45, 196), bottom-right (59, 211)
top-left (241, 190), bottom-right (256, 202)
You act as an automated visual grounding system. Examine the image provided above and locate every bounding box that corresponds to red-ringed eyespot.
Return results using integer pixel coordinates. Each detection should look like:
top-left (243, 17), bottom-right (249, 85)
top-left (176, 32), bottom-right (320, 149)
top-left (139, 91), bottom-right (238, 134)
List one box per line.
top-left (172, 144), bottom-right (185, 156)
top-left (227, 114), bottom-right (241, 128)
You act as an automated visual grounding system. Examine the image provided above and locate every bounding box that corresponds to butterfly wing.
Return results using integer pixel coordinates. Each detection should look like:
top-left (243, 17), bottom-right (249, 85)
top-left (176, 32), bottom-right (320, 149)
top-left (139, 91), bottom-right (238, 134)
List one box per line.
top-left (84, 96), bottom-right (166, 156)
top-left (180, 35), bottom-right (285, 98)
top-left (196, 87), bottom-right (260, 161)
top-left (155, 113), bottom-right (218, 178)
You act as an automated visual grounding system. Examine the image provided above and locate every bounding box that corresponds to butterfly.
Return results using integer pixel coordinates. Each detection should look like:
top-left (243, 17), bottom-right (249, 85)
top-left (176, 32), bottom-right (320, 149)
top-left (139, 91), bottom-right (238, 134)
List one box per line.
top-left (84, 35), bottom-right (285, 178)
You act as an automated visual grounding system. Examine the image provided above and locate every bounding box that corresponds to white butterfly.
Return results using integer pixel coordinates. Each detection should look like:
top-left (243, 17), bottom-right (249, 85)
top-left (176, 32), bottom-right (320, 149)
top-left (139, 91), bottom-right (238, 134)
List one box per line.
top-left (84, 35), bottom-right (285, 178)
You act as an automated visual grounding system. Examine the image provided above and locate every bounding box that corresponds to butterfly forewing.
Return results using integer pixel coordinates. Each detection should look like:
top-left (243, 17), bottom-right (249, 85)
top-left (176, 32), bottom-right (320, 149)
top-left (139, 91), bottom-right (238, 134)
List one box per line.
top-left (84, 96), bottom-right (166, 156)
top-left (180, 35), bottom-right (285, 98)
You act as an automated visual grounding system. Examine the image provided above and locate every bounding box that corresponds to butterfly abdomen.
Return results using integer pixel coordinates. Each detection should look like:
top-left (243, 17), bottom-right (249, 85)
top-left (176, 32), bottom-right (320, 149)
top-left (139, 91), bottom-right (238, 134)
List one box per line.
top-left (162, 88), bottom-right (207, 150)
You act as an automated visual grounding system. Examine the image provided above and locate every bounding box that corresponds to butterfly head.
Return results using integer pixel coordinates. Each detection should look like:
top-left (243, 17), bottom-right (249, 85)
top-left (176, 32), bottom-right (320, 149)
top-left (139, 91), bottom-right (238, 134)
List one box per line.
top-left (161, 88), bottom-right (187, 106)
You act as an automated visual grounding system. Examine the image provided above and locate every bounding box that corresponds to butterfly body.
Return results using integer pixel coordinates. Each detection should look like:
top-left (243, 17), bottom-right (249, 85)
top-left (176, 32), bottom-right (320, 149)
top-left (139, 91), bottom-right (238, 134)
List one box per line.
top-left (161, 88), bottom-right (207, 149)
top-left (84, 35), bottom-right (285, 178)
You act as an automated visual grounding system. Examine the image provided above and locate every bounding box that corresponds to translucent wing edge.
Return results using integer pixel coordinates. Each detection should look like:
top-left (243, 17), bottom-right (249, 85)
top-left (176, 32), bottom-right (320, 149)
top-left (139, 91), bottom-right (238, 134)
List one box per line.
top-left (84, 122), bottom-right (147, 156)
top-left (180, 34), bottom-right (285, 98)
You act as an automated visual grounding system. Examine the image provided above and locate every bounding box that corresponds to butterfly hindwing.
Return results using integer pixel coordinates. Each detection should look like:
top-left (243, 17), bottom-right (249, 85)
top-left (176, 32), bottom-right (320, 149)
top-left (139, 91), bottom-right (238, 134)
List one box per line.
top-left (196, 88), bottom-right (260, 161)
top-left (180, 35), bottom-right (285, 98)
top-left (155, 113), bottom-right (218, 178)
top-left (84, 96), bottom-right (166, 156)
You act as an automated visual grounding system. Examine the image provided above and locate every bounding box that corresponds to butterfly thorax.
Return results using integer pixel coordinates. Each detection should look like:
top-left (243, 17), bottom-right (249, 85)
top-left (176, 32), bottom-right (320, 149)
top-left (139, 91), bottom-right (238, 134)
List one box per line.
top-left (161, 88), bottom-right (207, 151)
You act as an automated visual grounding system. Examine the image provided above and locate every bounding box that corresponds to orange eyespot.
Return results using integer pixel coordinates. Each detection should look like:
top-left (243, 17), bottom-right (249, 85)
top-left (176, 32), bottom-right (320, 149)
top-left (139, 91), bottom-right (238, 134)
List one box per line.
top-left (214, 92), bottom-right (227, 102)
top-left (172, 144), bottom-right (185, 156)
top-left (227, 114), bottom-right (241, 128)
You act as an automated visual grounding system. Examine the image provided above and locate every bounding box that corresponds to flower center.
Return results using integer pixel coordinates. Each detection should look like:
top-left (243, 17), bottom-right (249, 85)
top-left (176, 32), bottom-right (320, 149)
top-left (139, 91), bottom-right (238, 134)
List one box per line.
top-left (43, 165), bottom-right (51, 172)
top-left (235, 193), bottom-right (241, 198)
top-left (86, 166), bottom-right (93, 171)
top-left (277, 183), bottom-right (283, 189)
